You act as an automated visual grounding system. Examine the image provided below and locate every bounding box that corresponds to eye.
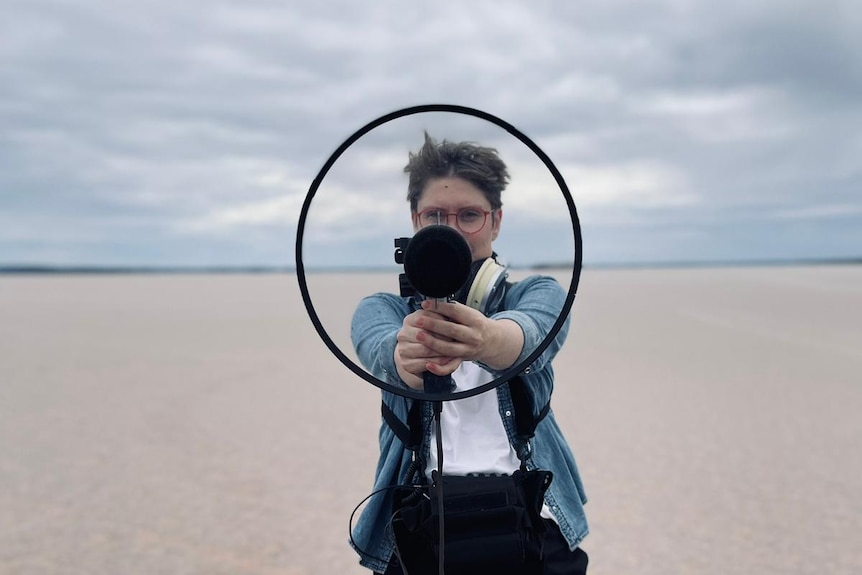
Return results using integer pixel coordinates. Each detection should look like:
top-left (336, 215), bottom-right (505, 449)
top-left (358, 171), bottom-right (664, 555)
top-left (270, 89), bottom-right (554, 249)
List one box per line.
top-left (421, 209), bottom-right (445, 224)
top-left (458, 208), bottom-right (483, 222)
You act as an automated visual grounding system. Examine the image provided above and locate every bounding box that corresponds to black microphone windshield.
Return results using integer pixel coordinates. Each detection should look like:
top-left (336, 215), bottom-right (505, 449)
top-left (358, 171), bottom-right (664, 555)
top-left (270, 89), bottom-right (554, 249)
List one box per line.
top-left (403, 226), bottom-right (472, 298)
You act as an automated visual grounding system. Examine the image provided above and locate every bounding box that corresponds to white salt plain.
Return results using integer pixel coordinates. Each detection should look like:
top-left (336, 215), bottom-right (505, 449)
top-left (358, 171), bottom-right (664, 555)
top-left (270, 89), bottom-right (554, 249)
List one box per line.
top-left (0, 265), bottom-right (859, 574)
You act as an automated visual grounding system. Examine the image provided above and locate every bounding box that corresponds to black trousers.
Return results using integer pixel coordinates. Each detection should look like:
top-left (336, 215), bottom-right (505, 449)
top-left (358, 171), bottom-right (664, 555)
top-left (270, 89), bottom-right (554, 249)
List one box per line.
top-left (540, 520), bottom-right (589, 575)
top-left (375, 520), bottom-right (588, 575)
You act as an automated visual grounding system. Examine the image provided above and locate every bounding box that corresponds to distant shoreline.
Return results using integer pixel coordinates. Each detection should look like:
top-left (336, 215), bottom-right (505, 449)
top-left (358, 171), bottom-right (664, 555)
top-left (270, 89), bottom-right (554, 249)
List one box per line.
top-left (1, 257), bottom-right (860, 275)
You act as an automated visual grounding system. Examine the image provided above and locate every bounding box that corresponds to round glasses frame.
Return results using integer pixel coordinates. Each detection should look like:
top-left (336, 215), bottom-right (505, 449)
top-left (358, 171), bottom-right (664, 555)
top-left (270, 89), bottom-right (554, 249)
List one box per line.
top-left (415, 207), bottom-right (495, 234)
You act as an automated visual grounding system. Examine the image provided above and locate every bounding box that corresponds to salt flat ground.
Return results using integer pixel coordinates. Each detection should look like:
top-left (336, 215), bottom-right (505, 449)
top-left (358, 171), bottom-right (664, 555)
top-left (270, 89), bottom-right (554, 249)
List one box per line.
top-left (0, 265), bottom-right (859, 575)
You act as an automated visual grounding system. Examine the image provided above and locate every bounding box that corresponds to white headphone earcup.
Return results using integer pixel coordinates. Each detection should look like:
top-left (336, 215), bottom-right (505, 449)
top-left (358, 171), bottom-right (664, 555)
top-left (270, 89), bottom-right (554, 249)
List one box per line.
top-left (465, 258), bottom-right (507, 314)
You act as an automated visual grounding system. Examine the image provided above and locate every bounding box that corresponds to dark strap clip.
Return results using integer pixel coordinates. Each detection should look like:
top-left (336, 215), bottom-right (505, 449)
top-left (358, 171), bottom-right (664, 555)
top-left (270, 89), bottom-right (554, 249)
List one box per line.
top-left (515, 438), bottom-right (532, 465)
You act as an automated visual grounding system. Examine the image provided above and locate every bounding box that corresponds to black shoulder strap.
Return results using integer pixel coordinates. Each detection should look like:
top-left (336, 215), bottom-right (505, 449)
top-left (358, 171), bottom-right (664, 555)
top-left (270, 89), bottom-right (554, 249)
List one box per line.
top-left (508, 376), bottom-right (551, 440)
top-left (381, 399), bottom-right (423, 452)
top-left (380, 278), bottom-right (551, 454)
top-left (380, 377), bottom-right (550, 452)
top-left (499, 280), bottom-right (551, 440)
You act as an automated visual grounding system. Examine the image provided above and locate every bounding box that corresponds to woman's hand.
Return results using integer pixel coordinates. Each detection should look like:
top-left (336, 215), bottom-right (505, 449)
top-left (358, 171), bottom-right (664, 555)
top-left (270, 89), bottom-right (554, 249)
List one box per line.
top-left (410, 300), bottom-right (525, 374)
top-left (395, 307), bottom-right (462, 389)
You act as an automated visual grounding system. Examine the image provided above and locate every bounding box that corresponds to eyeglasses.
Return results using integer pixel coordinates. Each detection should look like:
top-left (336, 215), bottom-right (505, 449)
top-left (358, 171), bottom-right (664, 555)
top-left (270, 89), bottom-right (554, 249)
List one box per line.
top-left (416, 207), bottom-right (495, 234)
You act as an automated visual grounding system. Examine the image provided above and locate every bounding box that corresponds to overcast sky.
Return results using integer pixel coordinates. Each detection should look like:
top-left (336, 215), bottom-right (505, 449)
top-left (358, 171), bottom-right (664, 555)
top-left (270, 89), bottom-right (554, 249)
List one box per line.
top-left (1, 0), bottom-right (860, 269)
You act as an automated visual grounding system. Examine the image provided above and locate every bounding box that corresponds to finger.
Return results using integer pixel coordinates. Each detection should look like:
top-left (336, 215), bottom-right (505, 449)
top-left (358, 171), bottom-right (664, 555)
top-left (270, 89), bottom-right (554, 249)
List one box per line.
top-left (398, 337), bottom-right (458, 368)
top-left (399, 324), bottom-right (451, 347)
top-left (416, 329), bottom-right (474, 358)
top-left (426, 356), bottom-right (462, 376)
top-left (396, 340), bottom-right (438, 361)
top-left (420, 299), bottom-right (471, 321)
top-left (397, 346), bottom-right (455, 377)
top-left (419, 300), bottom-right (484, 337)
top-left (403, 311), bottom-right (455, 344)
top-left (412, 314), bottom-right (459, 342)
top-left (396, 348), bottom-right (435, 376)
top-left (415, 308), bottom-right (449, 320)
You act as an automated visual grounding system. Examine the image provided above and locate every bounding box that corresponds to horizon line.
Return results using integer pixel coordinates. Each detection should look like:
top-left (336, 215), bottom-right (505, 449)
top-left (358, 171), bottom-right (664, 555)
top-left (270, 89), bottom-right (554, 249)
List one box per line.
top-left (1, 256), bottom-right (860, 275)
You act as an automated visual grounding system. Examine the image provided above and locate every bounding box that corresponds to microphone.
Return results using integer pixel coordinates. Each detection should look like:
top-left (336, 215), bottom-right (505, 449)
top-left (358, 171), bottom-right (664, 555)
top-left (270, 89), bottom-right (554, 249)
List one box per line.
top-left (401, 225), bottom-right (472, 395)
top-left (402, 225), bottom-right (473, 298)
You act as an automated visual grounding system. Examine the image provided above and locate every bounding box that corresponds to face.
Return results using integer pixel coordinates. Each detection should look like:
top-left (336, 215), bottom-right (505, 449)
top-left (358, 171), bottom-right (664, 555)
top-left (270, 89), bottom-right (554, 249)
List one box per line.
top-left (412, 176), bottom-right (501, 261)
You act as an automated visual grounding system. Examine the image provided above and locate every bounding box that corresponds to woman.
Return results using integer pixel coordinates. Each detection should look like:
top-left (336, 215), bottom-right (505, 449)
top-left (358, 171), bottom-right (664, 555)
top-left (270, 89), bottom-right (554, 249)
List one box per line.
top-left (351, 133), bottom-right (589, 574)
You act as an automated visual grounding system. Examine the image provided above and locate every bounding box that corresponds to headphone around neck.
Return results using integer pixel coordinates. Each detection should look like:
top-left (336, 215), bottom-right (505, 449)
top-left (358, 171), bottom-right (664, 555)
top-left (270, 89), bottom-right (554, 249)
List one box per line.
top-left (451, 255), bottom-right (509, 316)
top-left (461, 257), bottom-right (508, 315)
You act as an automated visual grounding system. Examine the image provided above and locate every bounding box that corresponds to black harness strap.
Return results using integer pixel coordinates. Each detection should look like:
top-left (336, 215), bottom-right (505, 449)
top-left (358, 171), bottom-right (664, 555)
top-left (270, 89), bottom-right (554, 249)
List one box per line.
top-left (508, 376), bottom-right (551, 467)
top-left (507, 376), bottom-right (550, 441)
top-left (381, 377), bottom-right (550, 463)
top-left (382, 400), bottom-right (424, 452)
top-left (380, 278), bottom-right (551, 464)
top-left (381, 402), bottom-right (409, 445)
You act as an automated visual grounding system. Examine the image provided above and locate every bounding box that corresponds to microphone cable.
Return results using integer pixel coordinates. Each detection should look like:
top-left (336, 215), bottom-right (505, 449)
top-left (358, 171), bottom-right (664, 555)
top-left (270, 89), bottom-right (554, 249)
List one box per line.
top-left (432, 400), bottom-right (446, 575)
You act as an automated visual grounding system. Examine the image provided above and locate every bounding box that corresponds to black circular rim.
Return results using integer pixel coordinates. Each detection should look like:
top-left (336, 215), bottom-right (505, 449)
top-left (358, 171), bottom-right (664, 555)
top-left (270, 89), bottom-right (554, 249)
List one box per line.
top-left (295, 104), bottom-right (582, 401)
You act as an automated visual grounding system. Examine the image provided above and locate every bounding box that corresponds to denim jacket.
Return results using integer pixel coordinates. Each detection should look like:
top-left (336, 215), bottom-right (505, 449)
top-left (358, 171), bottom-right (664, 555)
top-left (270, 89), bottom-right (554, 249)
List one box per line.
top-left (349, 275), bottom-right (589, 572)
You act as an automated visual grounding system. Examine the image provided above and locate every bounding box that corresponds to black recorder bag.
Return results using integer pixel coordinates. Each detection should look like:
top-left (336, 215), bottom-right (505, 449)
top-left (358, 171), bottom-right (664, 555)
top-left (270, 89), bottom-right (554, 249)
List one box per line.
top-left (383, 377), bottom-right (554, 575)
top-left (391, 469), bottom-right (552, 575)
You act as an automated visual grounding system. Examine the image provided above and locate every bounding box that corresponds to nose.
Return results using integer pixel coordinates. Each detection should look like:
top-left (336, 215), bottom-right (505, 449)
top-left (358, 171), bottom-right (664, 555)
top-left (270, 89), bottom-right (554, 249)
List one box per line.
top-left (440, 213), bottom-right (459, 229)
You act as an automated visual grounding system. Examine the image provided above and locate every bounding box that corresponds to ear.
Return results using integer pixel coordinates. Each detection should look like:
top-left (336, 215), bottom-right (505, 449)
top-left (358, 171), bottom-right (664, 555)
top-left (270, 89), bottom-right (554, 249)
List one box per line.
top-left (491, 209), bottom-right (502, 241)
top-left (411, 211), bottom-right (421, 232)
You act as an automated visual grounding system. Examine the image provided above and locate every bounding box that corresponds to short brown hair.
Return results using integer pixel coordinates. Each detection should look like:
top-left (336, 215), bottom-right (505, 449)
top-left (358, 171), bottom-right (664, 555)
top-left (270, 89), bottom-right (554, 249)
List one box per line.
top-left (404, 132), bottom-right (510, 212)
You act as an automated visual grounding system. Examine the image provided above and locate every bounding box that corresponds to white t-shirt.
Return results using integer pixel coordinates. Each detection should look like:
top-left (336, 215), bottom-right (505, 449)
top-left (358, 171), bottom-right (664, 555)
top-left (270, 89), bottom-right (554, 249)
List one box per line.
top-left (424, 361), bottom-right (555, 522)
top-left (425, 361), bottom-right (521, 478)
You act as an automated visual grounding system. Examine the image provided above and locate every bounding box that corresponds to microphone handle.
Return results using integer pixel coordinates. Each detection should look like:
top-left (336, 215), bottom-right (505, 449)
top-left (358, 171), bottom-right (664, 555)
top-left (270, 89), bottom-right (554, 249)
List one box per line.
top-left (423, 372), bottom-right (453, 395)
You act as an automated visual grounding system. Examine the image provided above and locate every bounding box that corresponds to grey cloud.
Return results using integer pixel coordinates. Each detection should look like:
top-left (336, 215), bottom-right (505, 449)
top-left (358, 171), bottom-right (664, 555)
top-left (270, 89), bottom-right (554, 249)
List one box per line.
top-left (1, 0), bottom-right (859, 266)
